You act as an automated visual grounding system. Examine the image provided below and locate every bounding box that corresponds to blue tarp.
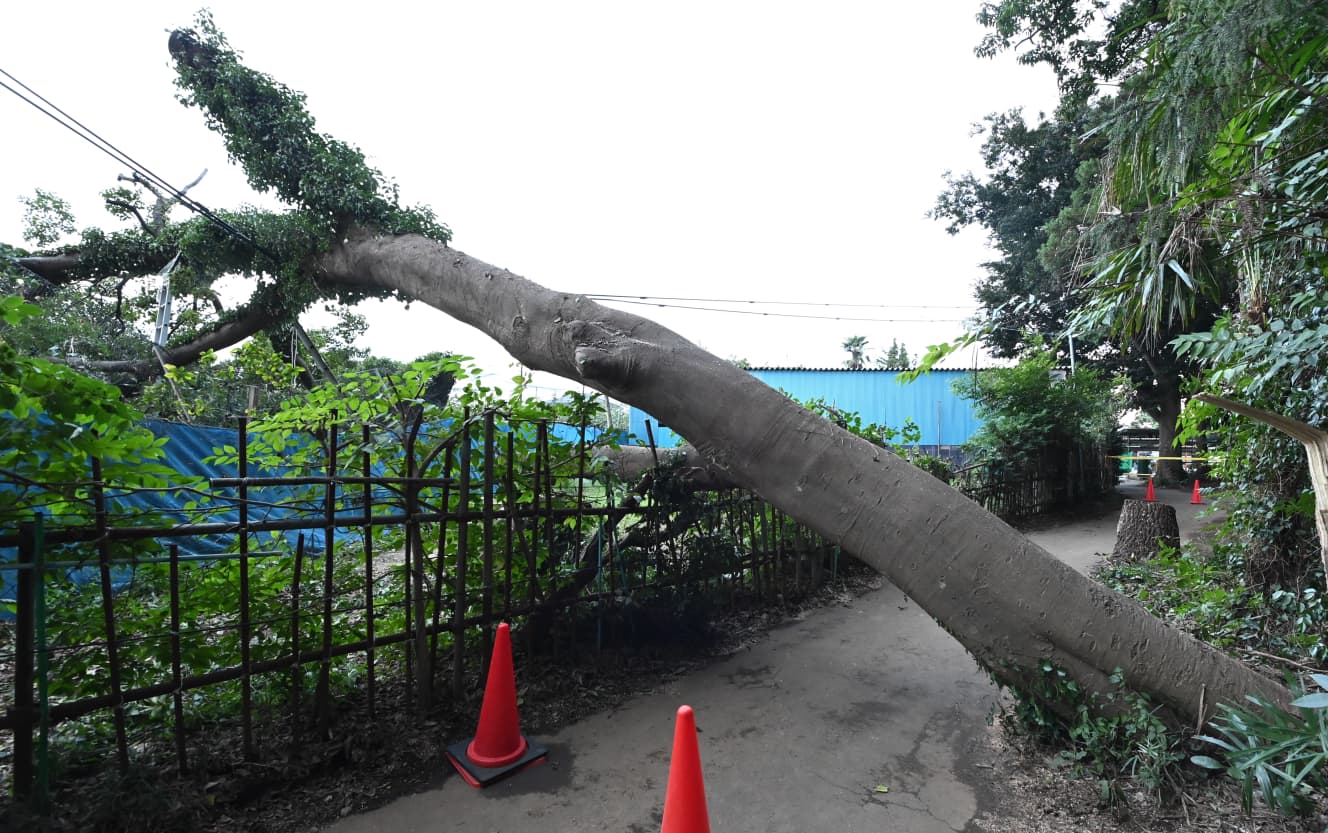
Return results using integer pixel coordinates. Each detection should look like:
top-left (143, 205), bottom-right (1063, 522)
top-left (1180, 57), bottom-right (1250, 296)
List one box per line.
top-left (2, 416), bottom-right (615, 612)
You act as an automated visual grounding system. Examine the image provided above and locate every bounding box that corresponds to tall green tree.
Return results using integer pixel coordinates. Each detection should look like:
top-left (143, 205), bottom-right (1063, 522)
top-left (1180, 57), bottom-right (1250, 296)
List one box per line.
top-left (975, 0), bottom-right (1328, 573)
top-left (875, 338), bottom-right (911, 368)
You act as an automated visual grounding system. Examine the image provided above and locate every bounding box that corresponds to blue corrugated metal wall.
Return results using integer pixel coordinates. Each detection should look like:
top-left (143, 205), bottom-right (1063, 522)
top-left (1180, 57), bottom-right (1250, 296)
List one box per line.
top-left (627, 368), bottom-right (982, 450)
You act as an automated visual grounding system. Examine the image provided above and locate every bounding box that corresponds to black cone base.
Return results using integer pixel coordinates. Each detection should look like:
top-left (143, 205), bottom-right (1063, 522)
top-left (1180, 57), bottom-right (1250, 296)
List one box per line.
top-left (446, 738), bottom-right (548, 788)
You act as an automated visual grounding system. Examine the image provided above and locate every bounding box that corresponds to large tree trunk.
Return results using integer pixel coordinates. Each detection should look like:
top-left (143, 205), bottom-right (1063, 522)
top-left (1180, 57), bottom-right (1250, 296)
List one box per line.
top-left (316, 230), bottom-right (1288, 725)
top-left (1151, 370), bottom-right (1186, 486)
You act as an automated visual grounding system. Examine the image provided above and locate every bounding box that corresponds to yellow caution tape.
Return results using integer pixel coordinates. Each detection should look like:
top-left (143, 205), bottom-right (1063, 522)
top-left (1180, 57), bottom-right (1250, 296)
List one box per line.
top-left (1106, 455), bottom-right (1221, 462)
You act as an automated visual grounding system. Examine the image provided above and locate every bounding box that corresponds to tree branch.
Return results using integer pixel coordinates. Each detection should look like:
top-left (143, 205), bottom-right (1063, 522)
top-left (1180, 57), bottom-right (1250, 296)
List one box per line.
top-left (67, 302), bottom-right (281, 381)
top-left (1194, 393), bottom-right (1328, 445)
top-left (105, 199), bottom-right (154, 236)
top-left (14, 251), bottom-right (90, 286)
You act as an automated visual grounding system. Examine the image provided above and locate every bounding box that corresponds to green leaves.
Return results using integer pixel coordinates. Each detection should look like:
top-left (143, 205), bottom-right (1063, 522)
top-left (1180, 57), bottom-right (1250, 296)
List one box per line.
top-left (0, 295), bottom-right (40, 325)
top-left (957, 340), bottom-right (1124, 466)
top-left (169, 12), bottom-right (449, 245)
top-left (0, 299), bottom-right (182, 530)
top-left (1192, 680), bottom-right (1328, 816)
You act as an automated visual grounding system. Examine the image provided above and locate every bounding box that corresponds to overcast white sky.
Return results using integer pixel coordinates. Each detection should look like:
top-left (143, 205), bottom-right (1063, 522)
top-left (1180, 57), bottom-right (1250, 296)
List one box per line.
top-left (1, 1), bottom-right (1058, 389)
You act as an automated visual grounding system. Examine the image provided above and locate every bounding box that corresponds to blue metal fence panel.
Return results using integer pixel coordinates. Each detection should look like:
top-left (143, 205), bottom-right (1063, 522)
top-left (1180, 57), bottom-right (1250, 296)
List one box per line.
top-left (625, 368), bottom-right (982, 449)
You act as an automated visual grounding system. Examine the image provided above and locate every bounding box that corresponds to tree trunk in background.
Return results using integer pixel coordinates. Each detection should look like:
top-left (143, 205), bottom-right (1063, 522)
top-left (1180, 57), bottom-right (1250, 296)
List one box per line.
top-left (1153, 377), bottom-right (1186, 486)
top-left (1113, 500), bottom-right (1180, 561)
top-left (314, 230), bottom-right (1288, 726)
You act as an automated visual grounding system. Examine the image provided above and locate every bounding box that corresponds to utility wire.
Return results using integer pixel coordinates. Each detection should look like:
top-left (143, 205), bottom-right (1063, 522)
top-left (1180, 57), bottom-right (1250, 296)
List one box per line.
top-left (586, 293), bottom-right (976, 310)
top-left (596, 297), bottom-right (967, 323)
top-left (1, 66), bottom-right (344, 380)
top-left (3, 68), bottom-right (973, 332)
top-left (0, 66), bottom-right (264, 257)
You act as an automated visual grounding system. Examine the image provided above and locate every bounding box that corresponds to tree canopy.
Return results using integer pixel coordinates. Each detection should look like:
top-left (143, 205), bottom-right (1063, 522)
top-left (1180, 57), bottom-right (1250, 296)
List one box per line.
top-left (959, 0), bottom-right (1328, 575)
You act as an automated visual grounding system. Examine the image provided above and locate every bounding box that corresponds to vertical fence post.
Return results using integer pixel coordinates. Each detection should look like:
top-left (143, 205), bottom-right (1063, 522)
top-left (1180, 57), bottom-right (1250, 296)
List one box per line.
top-left (524, 424), bottom-right (540, 660)
top-left (571, 415), bottom-right (587, 662)
top-left (90, 458), bottom-right (130, 772)
top-left (169, 543), bottom-right (188, 775)
top-left (452, 410), bottom-right (472, 698)
top-left (539, 420), bottom-right (557, 660)
top-left (316, 419), bottom-right (339, 732)
top-left (428, 444), bottom-right (454, 695)
top-left (289, 534), bottom-right (305, 757)
top-left (481, 411), bottom-right (496, 671)
top-left (743, 495), bottom-right (759, 601)
top-left (361, 427), bottom-right (377, 722)
top-left (13, 521), bottom-right (35, 800)
top-left (33, 513), bottom-right (50, 812)
top-left (504, 431), bottom-right (516, 617)
top-left (236, 416), bottom-right (254, 761)
top-left (406, 419), bottom-right (430, 715)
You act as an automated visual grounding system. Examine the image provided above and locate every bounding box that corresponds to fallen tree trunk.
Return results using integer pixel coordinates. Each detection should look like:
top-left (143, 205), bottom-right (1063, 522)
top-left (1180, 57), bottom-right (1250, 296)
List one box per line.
top-left (316, 230), bottom-right (1290, 725)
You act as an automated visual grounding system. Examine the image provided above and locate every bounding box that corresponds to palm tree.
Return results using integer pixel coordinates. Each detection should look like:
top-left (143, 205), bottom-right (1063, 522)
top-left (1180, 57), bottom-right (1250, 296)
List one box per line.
top-left (841, 335), bottom-right (869, 369)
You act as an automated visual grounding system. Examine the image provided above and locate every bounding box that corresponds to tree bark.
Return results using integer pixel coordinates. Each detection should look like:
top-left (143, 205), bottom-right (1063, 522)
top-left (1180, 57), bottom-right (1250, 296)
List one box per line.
top-left (1113, 499), bottom-right (1180, 561)
top-left (1148, 365), bottom-right (1186, 486)
top-left (596, 444), bottom-right (739, 491)
top-left (314, 229), bottom-right (1288, 725)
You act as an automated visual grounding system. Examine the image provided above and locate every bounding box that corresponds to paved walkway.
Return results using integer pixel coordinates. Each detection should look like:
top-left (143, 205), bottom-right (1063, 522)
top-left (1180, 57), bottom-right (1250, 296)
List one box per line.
top-left (323, 481), bottom-right (1216, 833)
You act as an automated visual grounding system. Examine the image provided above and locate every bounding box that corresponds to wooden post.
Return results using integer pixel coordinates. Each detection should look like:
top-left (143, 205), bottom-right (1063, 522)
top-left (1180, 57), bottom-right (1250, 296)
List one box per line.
top-left (316, 420), bottom-right (338, 732)
top-left (452, 411), bottom-right (471, 698)
top-left (361, 427), bottom-right (377, 721)
top-left (13, 522), bottom-right (35, 799)
top-left (90, 459), bottom-right (130, 772)
top-left (236, 416), bottom-right (254, 760)
top-left (169, 544), bottom-right (188, 774)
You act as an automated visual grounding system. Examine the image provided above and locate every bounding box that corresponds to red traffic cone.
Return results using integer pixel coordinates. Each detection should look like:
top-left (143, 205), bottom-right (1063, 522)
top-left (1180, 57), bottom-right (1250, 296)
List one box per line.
top-left (446, 623), bottom-right (547, 787)
top-left (1145, 478), bottom-right (1156, 502)
top-left (1190, 480), bottom-right (1204, 504)
top-left (661, 705), bottom-right (711, 833)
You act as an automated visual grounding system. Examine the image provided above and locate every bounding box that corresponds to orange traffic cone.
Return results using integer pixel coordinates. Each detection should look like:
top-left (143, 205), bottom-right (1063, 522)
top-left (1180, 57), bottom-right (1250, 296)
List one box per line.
top-left (1191, 480), bottom-right (1204, 505)
top-left (661, 705), bottom-right (711, 833)
top-left (446, 622), bottom-right (547, 787)
top-left (1145, 478), bottom-right (1156, 502)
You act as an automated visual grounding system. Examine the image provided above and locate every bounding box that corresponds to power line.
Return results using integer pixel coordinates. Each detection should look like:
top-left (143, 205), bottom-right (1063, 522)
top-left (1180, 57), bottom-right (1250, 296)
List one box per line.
top-left (586, 293), bottom-right (975, 310)
top-left (1, 68), bottom-right (974, 334)
top-left (0, 67), bottom-right (348, 381)
top-left (595, 298), bottom-right (967, 323)
top-left (0, 66), bottom-right (263, 257)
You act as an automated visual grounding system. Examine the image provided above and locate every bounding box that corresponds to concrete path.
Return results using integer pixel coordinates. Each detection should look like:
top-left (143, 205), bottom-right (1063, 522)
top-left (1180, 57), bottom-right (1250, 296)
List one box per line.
top-left (323, 481), bottom-right (1216, 833)
top-left (1027, 478), bottom-right (1222, 575)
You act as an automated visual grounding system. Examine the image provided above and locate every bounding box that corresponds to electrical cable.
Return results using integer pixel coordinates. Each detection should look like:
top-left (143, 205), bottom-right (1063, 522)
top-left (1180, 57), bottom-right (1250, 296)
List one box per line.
top-left (3, 67), bottom-right (982, 332)
top-left (0, 66), bottom-right (272, 260)
top-left (586, 293), bottom-right (975, 310)
top-left (592, 297), bottom-right (968, 323)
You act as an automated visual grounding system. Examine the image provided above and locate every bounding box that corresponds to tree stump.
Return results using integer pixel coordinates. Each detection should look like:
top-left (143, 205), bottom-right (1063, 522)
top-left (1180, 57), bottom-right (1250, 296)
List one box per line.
top-left (1113, 499), bottom-right (1180, 561)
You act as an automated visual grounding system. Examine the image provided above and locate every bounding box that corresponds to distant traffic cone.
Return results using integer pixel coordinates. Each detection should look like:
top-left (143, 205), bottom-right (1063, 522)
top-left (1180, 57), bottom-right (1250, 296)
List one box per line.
top-left (446, 622), bottom-right (547, 787)
top-left (661, 705), bottom-right (711, 833)
top-left (1145, 478), bottom-right (1156, 502)
top-left (1190, 480), bottom-right (1204, 505)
